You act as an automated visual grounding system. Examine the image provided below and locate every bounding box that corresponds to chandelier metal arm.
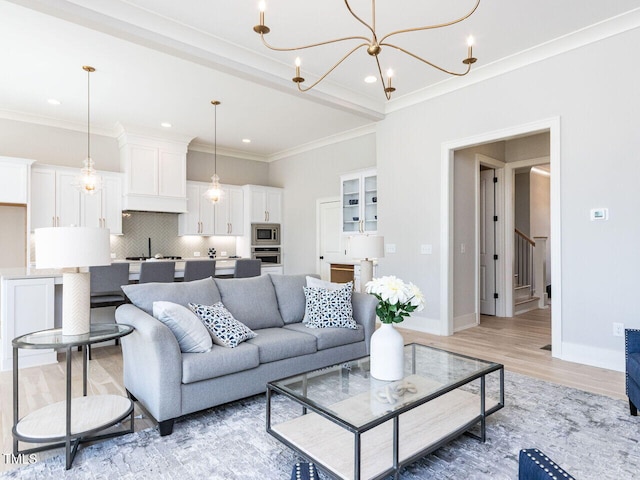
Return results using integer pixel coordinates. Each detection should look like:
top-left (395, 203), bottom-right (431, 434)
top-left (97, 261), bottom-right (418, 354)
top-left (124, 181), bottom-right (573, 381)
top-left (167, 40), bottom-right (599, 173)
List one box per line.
top-left (373, 55), bottom-right (392, 101)
top-left (344, 0), bottom-right (377, 42)
top-left (259, 32), bottom-right (370, 52)
top-left (381, 42), bottom-right (472, 77)
top-left (297, 42), bottom-right (369, 92)
top-left (379, 0), bottom-right (481, 45)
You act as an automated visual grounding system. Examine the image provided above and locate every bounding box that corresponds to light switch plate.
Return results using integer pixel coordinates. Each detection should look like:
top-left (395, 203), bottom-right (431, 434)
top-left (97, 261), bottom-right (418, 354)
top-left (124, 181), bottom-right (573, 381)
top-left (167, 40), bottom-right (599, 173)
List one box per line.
top-left (194, 251), bottom-right (201, 257)
top-left (420, 244), bottom-right (432, 254)
top-left (110, 252), bottom-right (116, 259)
top-left (385, 244), bottom-right (396, 254)
top-left (590, 208), bottom-right (608, 221)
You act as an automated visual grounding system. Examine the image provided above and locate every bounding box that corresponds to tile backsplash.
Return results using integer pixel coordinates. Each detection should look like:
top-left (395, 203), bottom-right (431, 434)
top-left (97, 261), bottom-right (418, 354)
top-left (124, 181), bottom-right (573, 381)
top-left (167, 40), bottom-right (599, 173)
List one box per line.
top-left (110, 211), bottom-right (236, 259)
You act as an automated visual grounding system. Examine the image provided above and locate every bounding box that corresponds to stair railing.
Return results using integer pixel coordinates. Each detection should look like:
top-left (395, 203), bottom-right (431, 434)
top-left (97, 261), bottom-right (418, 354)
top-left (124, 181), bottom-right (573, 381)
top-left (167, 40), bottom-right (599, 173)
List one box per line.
top-left (514, 228), bottom-right (535, 296)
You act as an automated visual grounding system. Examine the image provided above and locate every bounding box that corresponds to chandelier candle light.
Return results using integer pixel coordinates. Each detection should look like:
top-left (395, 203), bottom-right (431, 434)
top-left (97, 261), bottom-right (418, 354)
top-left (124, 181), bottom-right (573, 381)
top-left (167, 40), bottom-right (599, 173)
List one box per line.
top-left (204, 100), bottom-right (223, 204)
top-left (75, 65), bottom-right (102, 194)
top-left (365, 276), bottom-right (425, 381)
top-left (254, 0), bottom-right (479, 100)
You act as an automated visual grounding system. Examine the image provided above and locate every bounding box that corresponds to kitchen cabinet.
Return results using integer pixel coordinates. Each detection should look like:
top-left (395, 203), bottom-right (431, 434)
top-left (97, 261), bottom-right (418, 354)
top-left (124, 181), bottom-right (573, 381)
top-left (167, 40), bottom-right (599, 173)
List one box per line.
top-left (0, 157), bottom-right (34, 204)
top-left (117, 129), bottom-right (190, 213)
top-left (248, 185), bottom-right (282, 224)
top-left (1, 276), bottom-right (56, 371)
top-left (214, 185), bottom-right (244, 235)
top-left (31, 166), bottom-right (81, 230)
top-left (81, 173), bottom-right (123, 234)
top-left (341, 168), bottom-right (377, 234)
top-left (178, 182), bottom-right (215, 235)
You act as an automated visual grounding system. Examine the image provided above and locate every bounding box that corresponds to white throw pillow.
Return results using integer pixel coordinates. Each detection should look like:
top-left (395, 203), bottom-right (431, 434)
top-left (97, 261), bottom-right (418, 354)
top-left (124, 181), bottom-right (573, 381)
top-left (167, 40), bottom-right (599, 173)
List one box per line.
top-left (305, 276), bottom-right (345, 291)
top-left (189, 302), bottom-right (257, 348)
top-left (152, 301), bottom-right (213, 353)
top-left (303, 282), bottom-right (357, 330)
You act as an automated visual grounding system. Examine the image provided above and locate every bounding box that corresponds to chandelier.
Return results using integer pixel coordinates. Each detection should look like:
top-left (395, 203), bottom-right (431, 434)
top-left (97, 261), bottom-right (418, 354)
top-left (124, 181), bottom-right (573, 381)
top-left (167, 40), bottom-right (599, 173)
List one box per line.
top-left (254, 0), bottom-right (480, 100)
top-left (203, 100), bottom-right (223, 204)
top-left (75, 65), bottom-right (102, 193)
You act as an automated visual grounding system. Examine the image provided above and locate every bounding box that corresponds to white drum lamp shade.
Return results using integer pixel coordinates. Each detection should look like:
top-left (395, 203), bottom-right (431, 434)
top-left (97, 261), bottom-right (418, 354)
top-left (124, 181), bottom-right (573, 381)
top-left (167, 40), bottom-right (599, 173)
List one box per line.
top-left (350, 235), bottom-right (385, 293)
top-left (36, 227), bottom-right (111, 335)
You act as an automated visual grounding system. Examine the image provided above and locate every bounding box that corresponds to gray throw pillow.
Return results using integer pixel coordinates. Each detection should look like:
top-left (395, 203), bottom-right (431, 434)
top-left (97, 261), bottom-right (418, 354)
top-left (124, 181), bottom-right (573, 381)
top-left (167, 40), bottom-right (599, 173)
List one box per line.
top-left (152, 301), bottom-right (213, 353)
top-left (122, 277), bottom-right (221, 315)
top-left (269, 274), bottom-right (319, 324)
top-left (189, 302), bottom-right (257, 348)
top-left (214, 275), bottom-right (284, 330)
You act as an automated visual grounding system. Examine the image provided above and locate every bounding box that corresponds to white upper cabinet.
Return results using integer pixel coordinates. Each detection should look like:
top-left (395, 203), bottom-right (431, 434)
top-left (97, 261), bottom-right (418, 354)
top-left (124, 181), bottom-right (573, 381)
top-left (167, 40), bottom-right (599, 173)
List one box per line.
top-left (117, 128), bottom-right (190, 213)
top-left (179, 182), bottom-right (215, 236)
top-left (249, 186), bottom-right (282, 224)
top-left (341, 168), bottom-right (377, 234)
top-left (32, 165), bottom-right (122, 234)
top-left (81, 172), bottom-right (123, 234)
top-left (31, 166), bottom-right (81, 230)
top-left (0, 157), bottom-right (33, 204)
top-left (214, 185), bottom-right (244, 235)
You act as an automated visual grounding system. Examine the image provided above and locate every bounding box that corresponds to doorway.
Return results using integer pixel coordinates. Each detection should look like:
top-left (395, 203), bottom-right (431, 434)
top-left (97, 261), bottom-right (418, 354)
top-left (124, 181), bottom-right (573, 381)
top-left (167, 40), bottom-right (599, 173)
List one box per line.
top-left (442, 117), bottom-right (562, 358)
top-left (316, 197), bottom-right (347, 280)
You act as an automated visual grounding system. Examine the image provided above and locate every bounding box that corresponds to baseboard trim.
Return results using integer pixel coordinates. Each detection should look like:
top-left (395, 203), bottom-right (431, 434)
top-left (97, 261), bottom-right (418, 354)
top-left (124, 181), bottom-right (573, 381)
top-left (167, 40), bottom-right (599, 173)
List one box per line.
top-left (393, 314), bottom-right (442, 335)
top-left (560, 341), bottom-right (624, 372)
top-left (454, 313), bottom-right (478, 332)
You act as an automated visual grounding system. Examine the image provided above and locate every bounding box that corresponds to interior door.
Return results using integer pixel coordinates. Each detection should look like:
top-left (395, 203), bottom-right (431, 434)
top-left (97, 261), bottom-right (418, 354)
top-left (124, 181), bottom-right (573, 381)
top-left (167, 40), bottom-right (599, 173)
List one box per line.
top-left (318, 200), bottom-right (346, 281)
top-left (480, 169), bottom-right (497, 315)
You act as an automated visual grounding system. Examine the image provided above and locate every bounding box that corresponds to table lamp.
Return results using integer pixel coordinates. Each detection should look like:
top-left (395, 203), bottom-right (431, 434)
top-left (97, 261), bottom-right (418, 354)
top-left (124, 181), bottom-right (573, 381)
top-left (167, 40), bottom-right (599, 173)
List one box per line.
top-left (35, 227), bottom-right (111, 335)
top-left (350, 235), bottom-right (384, 293)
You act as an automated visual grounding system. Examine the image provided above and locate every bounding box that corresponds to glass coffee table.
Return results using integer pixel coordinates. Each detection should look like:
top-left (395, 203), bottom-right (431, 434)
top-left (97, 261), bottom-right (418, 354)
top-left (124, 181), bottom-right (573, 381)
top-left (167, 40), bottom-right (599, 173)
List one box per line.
top-left (267, 343), bottom-right (504, 480)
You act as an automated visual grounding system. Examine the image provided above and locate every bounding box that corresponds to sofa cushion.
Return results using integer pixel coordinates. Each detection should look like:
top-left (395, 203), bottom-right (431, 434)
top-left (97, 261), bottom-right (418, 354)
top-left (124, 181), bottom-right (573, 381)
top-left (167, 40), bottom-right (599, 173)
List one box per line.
top-left (152, 301), bottom-right (213, 353)
top-left (182, 343), bottom-right (260, 384)
top-left (214, 275), bottom-right (284, 330)
top-left (246, 328), bottom-right (317, 363)
top-left (270, 274), bottom-right (318, 324)
top-left (303, 283), bottom-right (357, 330)
top-left (189, 302), bottom-right (257, 348)
top-left (122, 277), bottom-right (221, 315)
top-left (284, 323), bottom-right (365, 350)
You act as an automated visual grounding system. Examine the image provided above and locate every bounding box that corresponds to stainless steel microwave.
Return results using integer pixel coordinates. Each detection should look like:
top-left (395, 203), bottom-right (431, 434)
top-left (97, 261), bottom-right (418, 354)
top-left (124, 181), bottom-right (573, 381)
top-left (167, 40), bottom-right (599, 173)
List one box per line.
top-left (251, 223), bottom-right (280, 245)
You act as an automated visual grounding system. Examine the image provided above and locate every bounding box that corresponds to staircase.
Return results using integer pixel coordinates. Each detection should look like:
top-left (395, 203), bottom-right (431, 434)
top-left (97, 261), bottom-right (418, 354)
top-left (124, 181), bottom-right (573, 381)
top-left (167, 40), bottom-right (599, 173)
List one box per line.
top-left (514, 229), bottom-right (544, 315)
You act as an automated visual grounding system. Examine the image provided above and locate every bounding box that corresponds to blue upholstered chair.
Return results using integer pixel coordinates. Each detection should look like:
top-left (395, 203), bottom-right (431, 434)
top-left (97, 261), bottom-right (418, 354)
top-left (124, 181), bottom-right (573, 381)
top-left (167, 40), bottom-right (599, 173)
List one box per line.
top-left (625, 328), bottom-right (640, 416)
top-left (518, 449), bottom-right (575, 480)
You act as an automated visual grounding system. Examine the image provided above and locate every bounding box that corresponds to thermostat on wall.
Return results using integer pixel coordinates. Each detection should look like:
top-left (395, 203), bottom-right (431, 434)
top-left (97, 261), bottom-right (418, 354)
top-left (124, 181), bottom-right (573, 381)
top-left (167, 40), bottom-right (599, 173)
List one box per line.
top-left (590, 208), bottom-right (608, 221)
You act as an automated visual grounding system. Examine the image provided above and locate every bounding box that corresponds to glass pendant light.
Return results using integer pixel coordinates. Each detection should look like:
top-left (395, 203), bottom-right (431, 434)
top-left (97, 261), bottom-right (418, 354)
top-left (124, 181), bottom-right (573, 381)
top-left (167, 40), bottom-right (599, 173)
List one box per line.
top-left (75, 65), bottom-right (102, 194)
top-left (204, 100), bottom-right (223, 203)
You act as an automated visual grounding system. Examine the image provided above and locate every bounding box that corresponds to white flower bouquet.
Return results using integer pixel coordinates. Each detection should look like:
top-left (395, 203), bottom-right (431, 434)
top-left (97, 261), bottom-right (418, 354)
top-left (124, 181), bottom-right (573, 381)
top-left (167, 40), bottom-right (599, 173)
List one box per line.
top-left (365, 275), bottom-right (425, 324)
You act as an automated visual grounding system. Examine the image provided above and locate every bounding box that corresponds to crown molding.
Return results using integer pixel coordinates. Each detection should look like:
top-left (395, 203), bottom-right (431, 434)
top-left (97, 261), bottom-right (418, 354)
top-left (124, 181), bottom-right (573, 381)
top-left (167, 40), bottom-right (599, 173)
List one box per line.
top-left (386, 7), bottom-right (640, 114)
top-left (0, 108), bottom-right (114, 137)
top-left (188, 142), bottom-right (268, 162)
top-left (267, 123), bottom-right (377, 162)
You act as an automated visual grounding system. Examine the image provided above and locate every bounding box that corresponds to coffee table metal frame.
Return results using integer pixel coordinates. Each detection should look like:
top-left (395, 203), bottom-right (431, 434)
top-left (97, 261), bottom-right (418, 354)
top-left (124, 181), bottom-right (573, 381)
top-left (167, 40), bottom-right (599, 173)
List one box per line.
top-left (266, 343), bottom-right (504, 480)
top-left (12, 324), bottom-right (135, 470)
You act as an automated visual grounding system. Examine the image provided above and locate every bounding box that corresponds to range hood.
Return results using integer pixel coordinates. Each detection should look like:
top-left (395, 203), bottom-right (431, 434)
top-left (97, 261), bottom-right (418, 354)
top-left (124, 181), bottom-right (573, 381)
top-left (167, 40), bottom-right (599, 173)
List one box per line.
top-left (117, 124), bottom-right (193, 213)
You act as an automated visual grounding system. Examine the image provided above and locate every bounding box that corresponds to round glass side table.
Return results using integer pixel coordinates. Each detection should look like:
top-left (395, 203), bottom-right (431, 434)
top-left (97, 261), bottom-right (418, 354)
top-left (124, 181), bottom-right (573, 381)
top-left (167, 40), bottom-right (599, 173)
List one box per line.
top-left (12, 323), bottom-right (134, 470)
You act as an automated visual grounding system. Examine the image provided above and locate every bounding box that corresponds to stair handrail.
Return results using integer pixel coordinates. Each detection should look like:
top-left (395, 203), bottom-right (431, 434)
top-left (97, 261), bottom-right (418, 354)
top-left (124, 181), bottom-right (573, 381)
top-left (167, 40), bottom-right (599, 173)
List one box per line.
top-left (515, 228), bottom-right (536, 247)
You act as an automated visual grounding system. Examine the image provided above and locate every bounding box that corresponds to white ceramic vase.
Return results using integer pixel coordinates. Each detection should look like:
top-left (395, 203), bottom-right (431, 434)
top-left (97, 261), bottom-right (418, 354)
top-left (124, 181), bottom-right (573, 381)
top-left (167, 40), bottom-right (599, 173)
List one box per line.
top-left (369, 323), bottom-right (405, 381)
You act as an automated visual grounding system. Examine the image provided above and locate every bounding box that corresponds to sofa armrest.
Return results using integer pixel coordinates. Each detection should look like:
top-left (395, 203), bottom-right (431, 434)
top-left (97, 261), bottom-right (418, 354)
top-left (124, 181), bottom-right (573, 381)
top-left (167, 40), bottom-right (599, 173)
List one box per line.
top-left (115, 304), bottom-right (183, 423)
top-left (352, 292), bottom-right (378, 354)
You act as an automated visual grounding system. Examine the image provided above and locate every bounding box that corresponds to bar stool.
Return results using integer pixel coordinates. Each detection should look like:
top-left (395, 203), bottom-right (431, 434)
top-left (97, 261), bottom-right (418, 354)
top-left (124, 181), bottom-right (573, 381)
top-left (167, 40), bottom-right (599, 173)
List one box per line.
top-left (183, 260), bottom-right (216, 282)
top-left (233, 259), bottom-right (262, 278)
top-left (138, 261), bottom-right (176, 284)
top-left (87, 263), bottom-right (130, 359)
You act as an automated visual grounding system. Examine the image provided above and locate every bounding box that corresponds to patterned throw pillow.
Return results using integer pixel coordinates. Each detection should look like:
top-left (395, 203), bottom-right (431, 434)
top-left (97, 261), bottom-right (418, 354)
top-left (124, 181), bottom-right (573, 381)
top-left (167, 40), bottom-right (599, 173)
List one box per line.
top-left (189, 302), bottom-right (257, 348)
top-left (302, 282), bottom-right (357, 330)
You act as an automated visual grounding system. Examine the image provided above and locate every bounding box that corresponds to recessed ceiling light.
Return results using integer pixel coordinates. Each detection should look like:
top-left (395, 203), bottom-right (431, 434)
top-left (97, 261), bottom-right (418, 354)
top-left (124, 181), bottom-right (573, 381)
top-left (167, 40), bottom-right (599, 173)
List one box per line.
top-left (242, 138), bottom-right (251, 143)
top-left (364, 76), bottom-right (377, 84)
top-left (47, 98), bottom-right (61, 105)
top-left (161, 122), bottom-right (172, 128)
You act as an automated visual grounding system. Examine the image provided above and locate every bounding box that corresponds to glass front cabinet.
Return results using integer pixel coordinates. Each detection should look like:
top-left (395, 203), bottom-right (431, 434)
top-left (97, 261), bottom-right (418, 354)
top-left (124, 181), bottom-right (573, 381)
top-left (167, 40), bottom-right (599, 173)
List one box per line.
top-left (341, 168), bottom-right (377, 234)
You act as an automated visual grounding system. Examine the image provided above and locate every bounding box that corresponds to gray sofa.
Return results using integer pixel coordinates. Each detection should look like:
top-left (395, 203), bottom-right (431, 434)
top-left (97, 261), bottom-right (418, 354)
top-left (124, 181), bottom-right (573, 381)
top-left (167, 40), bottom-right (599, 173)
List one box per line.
top-left (115, 274), bottom-right (378, 435)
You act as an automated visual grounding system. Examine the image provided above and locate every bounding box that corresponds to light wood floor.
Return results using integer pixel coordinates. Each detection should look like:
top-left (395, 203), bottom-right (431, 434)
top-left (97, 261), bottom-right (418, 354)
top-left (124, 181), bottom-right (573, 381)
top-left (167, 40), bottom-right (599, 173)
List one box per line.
top-left (0, 308), bottom-right (626, 472)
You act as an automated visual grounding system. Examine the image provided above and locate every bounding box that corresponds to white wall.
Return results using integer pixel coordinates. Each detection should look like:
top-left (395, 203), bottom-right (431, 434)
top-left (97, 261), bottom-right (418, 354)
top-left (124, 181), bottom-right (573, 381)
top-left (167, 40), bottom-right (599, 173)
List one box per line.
top-left (530, 168), bottom-right (551, 286)
top-left (376, 28), bottom-right (640, 369)
top-left (186, 150), bottom-right (269, 185)
top-left (268, 133), bottom-right (376, 274)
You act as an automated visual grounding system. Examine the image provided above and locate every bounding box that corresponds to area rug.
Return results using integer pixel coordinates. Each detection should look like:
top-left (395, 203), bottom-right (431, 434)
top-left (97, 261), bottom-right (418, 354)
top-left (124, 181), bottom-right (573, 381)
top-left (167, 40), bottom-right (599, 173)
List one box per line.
top-left (2, 371), bottom-right (639, 479)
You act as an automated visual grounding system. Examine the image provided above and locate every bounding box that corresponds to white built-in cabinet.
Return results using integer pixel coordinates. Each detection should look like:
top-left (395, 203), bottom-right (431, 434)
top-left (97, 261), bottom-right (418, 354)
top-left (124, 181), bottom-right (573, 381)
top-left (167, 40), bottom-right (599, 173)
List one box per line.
top-left (248, 185), bottom-right (282, 224)
top-left (81, 173), bottom-right (123, 234)
top-left (214, 185), bottom-right (244, 235)
top-left (31, 165), bottom-right (123, 234)
top-left (179, 181), bottom-right (244, 236)
top-left (0, 157), bottom-right (33, 204)
top-left (117, 130), bottom-right (189, 213)
top-left (341, 168), bottom-right (377, 234)
top-left (31, 166), bottom-right (81, 229)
